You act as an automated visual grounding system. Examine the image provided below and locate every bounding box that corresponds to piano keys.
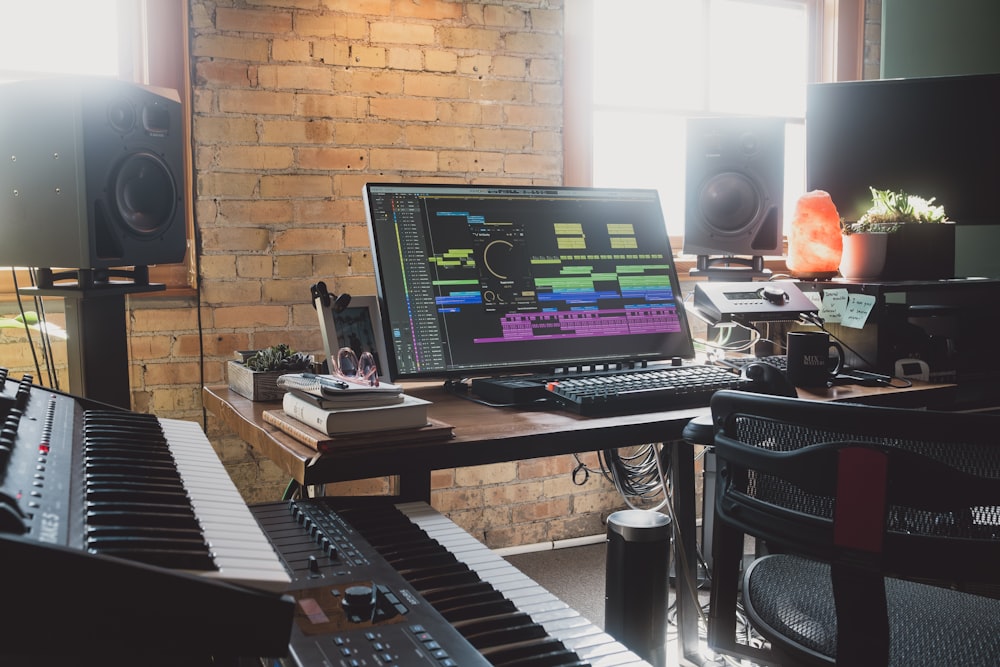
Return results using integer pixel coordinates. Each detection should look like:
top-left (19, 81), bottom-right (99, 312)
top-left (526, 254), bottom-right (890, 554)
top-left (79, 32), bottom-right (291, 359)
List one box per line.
top-left (251, 496), bottom-right (650, 667)
top-left (0, 374), bottom-right (293, 660)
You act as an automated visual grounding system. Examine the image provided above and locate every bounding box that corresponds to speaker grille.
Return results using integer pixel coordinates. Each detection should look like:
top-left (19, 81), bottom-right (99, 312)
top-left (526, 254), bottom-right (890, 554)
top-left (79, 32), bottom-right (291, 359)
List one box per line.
top-left (112, 152), bottom-right (177, 235)
top-left (684, 117), bottom-right (785, 258)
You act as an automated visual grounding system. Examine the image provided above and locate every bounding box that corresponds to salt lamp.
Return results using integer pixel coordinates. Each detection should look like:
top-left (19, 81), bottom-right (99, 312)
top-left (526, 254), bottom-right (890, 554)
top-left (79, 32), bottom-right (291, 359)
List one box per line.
top-left (786, 190), bottom-right (842, 278)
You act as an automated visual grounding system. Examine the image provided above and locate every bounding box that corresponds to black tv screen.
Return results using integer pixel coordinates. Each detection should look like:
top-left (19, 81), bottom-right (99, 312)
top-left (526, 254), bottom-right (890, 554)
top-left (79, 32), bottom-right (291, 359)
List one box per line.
top-left (806, 73), bottom-right (1000, 224)
top-left (364, 183), bottom-right (695, 381)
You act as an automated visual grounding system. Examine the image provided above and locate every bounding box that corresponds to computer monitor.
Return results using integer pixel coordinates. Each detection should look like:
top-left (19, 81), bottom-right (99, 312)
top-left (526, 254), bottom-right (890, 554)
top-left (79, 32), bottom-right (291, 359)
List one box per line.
top-left (364, 183), bottom-right (695, 381)
top-left (806, 72), bottom-right (1000, 224)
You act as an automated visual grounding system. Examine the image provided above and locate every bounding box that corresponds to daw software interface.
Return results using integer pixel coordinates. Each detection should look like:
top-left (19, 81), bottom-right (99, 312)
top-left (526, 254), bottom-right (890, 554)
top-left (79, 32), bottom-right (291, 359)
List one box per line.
top-left (364, 184), bottom-right (695, 382)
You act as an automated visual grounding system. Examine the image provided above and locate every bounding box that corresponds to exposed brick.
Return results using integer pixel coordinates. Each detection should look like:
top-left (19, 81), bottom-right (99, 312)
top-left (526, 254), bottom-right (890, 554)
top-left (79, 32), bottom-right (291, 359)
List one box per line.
top-left (260, 174), bottom-right (333, 198)
top-left (217, 89), bottom-right (296, 115)
top-left (273, 228), bottom-right (344, 253)
top-left (386, 47), bottom-right (424, 71)
top-left (439, 27), bottom-right (502, 51)
top-left (404, 72), bottom-right (470, 99)
top-left (405, 124), bottom-right (472, 148)
top-left (348, 45), bottom-right (387, 68)
top-left (272, 39), bottom-right (312, 62)
top-left (216, 7), bottom-right (293, 34)
top-left (296, 93), bottom-right (366, 118)
top-left (298, 146), bottom-right (367, 170)
top-left (258, 65), bottom-right (334, 91)
top-left (425, 50), bottom-right (459, 73)
top-left (371, 21), bottom-right (435, 45)
top-left (216, 145), bottom-right (295, 170)
top-left (237, 254), bottom-right (275, 278)
top-left (213, 305), bottom-right (292, 329)
top-left (369, 98), bottom-right (437, 122)
top-left (192, 35), bottom-right (270, 62)
top-left (369, 147), bottom-right (439, 171)
top-left (454, 461), bottom-right (517, 487)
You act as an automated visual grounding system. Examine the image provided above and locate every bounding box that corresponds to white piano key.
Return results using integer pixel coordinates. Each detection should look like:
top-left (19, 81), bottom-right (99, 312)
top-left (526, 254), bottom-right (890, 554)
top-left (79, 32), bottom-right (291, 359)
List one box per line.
top-left (397, 502), bottom-right (650, 666)
top-left (159, 418), bottom-right (291, 593)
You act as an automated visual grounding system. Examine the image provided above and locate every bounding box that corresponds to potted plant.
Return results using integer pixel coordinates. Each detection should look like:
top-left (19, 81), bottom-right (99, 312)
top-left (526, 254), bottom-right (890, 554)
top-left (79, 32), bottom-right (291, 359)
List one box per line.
top-left (228, 344), bottom-right (314, 401)
top-left (839, 187), bottom-right (953, 281)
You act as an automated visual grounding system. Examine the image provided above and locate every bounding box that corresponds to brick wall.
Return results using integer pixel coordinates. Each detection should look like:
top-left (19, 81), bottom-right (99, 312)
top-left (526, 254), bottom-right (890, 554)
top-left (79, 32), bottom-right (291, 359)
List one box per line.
top-left (0, 0), bottom-right (884, 550)
top-left (178, 0), bottom-right (634, 548)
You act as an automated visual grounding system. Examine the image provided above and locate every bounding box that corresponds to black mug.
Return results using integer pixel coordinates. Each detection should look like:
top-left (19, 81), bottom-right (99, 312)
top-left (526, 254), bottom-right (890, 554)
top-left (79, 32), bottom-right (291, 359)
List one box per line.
top-left (786, 331), bottom-right (845, 388)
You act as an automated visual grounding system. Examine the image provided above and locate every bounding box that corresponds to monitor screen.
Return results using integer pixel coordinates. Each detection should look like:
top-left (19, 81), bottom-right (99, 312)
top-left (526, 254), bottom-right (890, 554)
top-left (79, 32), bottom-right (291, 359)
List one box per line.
top-left (364, 183), bottom-right (695, 380)
top-left (806, 73), bottom-right (1000, 224)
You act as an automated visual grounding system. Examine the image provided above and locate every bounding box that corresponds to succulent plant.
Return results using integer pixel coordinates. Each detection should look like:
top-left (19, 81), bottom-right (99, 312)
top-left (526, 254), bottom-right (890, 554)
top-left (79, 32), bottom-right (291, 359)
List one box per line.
top-left (244, 344), bottom-right (313, 372)
top-left (841, 187), bottom-right (948, 235)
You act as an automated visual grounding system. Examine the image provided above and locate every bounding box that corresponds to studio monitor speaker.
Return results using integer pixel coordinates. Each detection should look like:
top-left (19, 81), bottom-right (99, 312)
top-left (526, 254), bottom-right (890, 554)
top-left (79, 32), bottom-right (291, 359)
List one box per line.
top-left (683, 116), bottom-right (784, 258)
top-left (0, 77), bottom-right (186, 270)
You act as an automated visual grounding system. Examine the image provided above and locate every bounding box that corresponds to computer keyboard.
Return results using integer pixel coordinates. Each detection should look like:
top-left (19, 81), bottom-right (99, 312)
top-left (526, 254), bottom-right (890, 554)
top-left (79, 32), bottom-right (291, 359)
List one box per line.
top-left (544, 364), bottom-right (752, 416)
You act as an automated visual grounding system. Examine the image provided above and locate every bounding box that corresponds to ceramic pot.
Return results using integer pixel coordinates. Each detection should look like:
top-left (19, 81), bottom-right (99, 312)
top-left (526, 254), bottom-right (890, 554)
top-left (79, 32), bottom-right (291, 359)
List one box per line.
top-left (839, 232), bottom-right (888, 281)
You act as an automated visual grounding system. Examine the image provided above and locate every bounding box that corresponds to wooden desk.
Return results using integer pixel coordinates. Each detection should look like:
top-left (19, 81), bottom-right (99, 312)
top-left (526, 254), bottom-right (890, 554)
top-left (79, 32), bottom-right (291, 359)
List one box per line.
top-left (203, 378), bottom-right (952, 667)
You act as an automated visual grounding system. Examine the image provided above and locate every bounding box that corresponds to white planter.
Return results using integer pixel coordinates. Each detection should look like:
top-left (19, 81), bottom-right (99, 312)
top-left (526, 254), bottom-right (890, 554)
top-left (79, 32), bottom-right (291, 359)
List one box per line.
top-left (839, 232), bottom-right (888, 281)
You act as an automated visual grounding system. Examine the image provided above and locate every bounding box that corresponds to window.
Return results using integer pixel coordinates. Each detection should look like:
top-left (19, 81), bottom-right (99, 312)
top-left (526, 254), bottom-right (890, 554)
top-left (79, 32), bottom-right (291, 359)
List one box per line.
top-left (1, 0), bottom-right (192, 294)
top-left (565, 0), bottom-right (862, 243)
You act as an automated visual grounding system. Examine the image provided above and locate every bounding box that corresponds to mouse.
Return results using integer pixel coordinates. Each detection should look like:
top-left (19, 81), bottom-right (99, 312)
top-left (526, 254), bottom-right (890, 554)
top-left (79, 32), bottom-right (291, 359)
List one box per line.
top-left (741, 362), bottom-right (798, 398)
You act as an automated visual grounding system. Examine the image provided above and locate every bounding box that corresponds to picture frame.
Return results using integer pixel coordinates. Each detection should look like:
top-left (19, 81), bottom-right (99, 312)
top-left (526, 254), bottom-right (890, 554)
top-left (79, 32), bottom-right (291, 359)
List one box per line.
top-left (331, 295), bottom-right (391, 382)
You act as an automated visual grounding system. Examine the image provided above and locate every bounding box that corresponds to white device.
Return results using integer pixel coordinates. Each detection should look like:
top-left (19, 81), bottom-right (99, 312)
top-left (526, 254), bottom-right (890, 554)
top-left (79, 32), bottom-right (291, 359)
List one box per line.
top-left (692, 280), bottom-right (819, 325)
top-left (894, 358), bottom-right (930, 382)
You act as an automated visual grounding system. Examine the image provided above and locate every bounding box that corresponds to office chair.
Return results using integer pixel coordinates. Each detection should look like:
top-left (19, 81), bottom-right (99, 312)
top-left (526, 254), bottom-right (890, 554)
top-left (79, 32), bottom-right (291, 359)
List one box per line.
top-left (704, 390), bottom-right (1000, 666)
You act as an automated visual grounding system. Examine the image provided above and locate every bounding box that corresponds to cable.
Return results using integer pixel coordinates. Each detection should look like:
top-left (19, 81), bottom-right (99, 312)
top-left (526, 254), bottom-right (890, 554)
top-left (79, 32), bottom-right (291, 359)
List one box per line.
top-left (10, 268), bottom-right (46, 386)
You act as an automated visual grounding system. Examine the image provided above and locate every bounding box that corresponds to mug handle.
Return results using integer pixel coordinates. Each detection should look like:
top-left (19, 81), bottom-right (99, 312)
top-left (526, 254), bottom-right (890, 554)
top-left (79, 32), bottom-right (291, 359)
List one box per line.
top-left (828, 341), bottom-right (845, 376)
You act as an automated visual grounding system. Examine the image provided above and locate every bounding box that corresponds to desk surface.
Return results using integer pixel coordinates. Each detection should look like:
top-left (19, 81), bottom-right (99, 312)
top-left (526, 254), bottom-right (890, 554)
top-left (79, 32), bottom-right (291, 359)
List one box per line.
top-left (202, 379), bottom-right (954, 488)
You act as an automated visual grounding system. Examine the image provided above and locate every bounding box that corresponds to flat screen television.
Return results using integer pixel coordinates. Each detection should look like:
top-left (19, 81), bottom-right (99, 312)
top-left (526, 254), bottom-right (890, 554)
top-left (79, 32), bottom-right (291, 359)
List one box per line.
top-left (364, 183), bottom-right (695, 381)
top-left (806, 72), bottom-right (1000, 224)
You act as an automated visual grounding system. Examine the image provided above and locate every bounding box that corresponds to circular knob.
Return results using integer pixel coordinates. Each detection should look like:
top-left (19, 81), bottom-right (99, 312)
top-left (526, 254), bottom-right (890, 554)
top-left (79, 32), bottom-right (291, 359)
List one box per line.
top-left (342, 584), bottom-right (375, 621)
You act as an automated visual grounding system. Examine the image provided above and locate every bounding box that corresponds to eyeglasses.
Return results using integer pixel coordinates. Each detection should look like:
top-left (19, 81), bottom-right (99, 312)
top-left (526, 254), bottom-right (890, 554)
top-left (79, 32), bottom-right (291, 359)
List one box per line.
top-left (332, 347), bottom-right (379, 387)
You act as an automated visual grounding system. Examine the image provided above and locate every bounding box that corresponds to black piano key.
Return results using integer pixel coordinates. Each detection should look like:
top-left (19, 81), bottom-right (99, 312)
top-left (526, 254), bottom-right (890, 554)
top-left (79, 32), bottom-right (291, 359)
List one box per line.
top-left (452, 611), bottom-right (537, 638)
top-left (87, 535), bottom-right (208, 552)
top-left (85, 489), bottom-right (192, 508)
top-left (418, 580), bottom-right (498, 605)
top-left (428, 587), bottom-right (508, 612)
top-left (480, 638), bottom-right (583, 667)
top-left (85, 508), bottom-right (201, 530)
top-left (87, 525), bottom-right (206, 542)
top-left (462, 622), bottom-right (550, 650)
top-left (90, 546), bottom-right (216, 571)
top-left (404, 566), bottom-right (481, 592)
top-left (439, 598), bottom-right (519, 623)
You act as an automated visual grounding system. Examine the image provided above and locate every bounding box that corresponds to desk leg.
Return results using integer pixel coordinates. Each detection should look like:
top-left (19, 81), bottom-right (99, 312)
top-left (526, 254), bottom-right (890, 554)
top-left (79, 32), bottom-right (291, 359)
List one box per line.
top-left (397, 471), bottom-right (432, 503)
top-left (670, 440), bottom-right (703, 667)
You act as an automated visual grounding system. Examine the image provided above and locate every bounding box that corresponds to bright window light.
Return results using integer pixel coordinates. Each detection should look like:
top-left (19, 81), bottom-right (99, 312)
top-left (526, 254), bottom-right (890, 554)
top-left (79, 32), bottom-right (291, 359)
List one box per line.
top-left (0, 1), bottom-right (120, 80)
top-left (589, 0), bottom-right (811, 237)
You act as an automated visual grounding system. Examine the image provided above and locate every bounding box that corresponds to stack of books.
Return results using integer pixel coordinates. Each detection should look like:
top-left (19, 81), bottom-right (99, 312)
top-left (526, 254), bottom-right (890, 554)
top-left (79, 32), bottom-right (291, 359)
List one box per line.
top-left (264, 373), bottom-right (453, 453)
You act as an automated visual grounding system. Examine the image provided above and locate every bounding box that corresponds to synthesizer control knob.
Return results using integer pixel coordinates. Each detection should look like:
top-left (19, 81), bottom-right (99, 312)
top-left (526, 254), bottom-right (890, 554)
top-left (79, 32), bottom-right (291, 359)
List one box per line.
top-left (342, 585), bottom-right (375, 621)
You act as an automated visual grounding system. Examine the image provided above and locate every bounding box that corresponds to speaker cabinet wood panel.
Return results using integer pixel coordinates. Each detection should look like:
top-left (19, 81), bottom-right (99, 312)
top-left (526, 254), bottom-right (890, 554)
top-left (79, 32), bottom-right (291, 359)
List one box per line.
top-left (0, 77), bottom-right (186, 270)
top-left (683, 116), bottom-right (784, 258)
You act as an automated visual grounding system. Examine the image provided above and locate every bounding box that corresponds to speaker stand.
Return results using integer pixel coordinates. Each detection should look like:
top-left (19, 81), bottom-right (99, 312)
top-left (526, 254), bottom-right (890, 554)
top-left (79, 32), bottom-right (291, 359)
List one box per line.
top-left (689, 255), bottom-right (772, 281)
top-left (19, 274), bottom-right (165, 409)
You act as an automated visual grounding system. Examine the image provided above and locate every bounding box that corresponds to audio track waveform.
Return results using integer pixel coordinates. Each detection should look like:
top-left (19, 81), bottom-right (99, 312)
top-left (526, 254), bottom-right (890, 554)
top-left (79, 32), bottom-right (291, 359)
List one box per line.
top-left (473, 307), bottom-right (684, 343)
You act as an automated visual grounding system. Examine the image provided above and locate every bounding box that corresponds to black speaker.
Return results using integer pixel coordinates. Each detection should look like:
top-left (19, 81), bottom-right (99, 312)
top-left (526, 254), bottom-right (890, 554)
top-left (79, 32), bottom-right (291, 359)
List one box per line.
top-left (0, 77), bottom-right (186, 271)
top-left (683, 116), bottom-right (784, 258)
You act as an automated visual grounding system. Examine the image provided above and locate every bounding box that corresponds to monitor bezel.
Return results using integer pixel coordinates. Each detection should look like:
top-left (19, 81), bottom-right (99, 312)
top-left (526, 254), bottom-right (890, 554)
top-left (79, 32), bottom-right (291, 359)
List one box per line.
top-left (364, 182), bottom-right (696, 382)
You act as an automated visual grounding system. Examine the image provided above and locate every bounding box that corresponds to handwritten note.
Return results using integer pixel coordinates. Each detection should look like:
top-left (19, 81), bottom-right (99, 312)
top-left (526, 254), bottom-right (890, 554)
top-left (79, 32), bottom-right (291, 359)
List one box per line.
top-left (841, 293), bottom-right (877, 329)
top-left (819, 289), bottom-right (849, 324)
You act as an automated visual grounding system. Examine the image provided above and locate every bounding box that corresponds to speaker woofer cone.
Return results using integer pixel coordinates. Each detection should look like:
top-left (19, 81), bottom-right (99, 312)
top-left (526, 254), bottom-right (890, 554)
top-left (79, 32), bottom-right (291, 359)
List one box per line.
top-left (112, 151), bottom-right (177, 235)
top-left (697, 171), bottom-right (763, 235)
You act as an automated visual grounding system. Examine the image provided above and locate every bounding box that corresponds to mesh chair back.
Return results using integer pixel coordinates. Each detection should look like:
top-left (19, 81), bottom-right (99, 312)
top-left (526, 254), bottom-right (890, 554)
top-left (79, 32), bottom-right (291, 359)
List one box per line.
top-left (706, 390), bottom-right (1000, 666)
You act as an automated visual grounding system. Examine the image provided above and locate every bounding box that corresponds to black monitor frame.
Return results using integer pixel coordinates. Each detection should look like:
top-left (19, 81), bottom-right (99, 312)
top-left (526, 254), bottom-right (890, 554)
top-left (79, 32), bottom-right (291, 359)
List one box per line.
top-left (806, 72), bottom-right (1000, 225)
top-left (364, 183), bottom-right (695, 382)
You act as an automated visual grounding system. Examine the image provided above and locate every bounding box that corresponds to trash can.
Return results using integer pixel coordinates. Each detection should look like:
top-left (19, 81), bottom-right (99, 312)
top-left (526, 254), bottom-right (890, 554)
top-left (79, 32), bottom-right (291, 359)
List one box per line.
top-left (604, 509), bottom-right (671, 667)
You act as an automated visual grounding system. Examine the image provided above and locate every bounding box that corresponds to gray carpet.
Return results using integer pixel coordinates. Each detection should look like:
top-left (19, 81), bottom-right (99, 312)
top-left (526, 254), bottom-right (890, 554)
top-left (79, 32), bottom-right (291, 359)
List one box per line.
top-left (504, 542), bottom-right (610, 627)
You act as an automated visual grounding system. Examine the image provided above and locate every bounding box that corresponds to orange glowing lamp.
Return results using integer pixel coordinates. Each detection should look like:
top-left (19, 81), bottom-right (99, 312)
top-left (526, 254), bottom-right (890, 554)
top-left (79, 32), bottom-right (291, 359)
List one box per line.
top-left (786, 190), bottom-right (842, 278)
